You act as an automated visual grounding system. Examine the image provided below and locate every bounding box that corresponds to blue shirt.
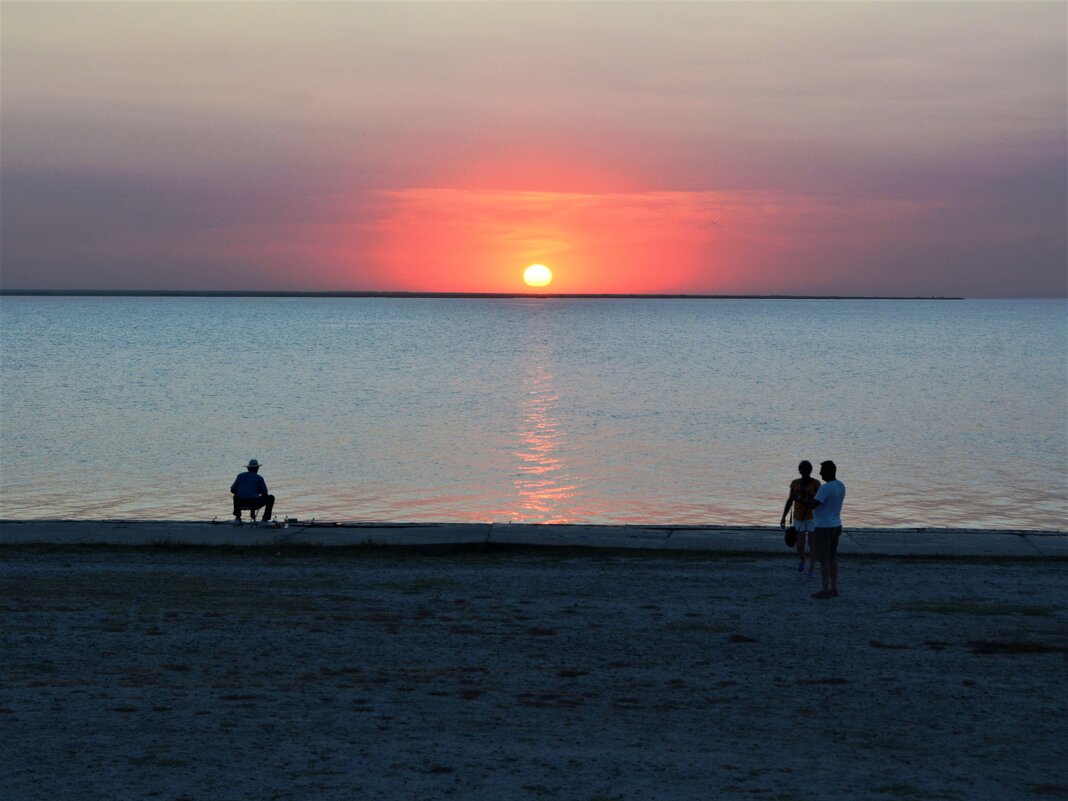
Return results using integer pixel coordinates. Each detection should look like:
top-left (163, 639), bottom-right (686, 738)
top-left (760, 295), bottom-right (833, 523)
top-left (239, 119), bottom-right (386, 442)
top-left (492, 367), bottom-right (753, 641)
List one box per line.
top-left (812, 479), bottom-right (845, 528)
top-left (231, 471), bottom-right (268, 499)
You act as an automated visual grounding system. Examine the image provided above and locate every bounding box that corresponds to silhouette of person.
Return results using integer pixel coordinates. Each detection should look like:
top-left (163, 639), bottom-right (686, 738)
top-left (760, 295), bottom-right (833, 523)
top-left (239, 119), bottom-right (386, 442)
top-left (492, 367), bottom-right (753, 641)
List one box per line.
top-left (808, 460), bottom-right (846, 599)
top-left (230, 458), bottom-right (275, 525)
top-left (780, 460), bottom-right (820, 576)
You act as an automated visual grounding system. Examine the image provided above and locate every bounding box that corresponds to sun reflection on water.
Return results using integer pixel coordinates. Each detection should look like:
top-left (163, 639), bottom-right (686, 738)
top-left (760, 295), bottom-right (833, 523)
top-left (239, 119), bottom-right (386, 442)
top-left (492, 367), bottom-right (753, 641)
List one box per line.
top-left (512, 347), bottom-right (578, 522)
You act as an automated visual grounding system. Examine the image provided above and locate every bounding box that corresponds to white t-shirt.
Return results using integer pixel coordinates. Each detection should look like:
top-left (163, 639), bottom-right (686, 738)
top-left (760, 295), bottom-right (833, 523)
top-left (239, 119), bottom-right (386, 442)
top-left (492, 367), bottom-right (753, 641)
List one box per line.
top-left (812, 479), bottom-right (845, 528)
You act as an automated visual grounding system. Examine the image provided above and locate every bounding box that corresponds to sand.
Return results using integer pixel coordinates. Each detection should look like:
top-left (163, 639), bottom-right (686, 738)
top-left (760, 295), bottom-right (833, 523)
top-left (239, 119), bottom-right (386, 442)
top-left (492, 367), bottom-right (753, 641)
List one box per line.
top-left (2, 545), bottom-right (1066, 801)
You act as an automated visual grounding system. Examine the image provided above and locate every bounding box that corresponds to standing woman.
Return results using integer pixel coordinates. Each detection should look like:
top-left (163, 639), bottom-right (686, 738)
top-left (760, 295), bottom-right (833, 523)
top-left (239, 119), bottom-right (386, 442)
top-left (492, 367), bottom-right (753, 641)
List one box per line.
top-left (780, 460), bottom-right (820, 576)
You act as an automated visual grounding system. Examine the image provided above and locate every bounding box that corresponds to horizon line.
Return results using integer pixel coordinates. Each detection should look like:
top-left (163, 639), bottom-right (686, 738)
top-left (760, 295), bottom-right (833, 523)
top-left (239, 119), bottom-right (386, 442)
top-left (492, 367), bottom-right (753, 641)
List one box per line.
top-left (0, 289), bottom-right (967, 300)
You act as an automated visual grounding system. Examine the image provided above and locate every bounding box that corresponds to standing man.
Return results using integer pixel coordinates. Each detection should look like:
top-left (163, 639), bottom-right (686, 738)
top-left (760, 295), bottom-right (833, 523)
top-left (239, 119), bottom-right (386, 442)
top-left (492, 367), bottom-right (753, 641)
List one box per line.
top-left (808, 460), bottom-right (846, 599)
top-left (230, 458), bottom-right (275, 525)
top-left (780, 460), bottom-right (820, 576)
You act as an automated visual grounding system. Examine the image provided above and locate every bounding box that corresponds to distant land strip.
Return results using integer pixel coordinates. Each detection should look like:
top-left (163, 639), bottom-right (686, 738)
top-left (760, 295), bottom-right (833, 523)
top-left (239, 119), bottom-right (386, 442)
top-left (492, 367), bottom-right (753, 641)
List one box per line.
top-left (0, 290), bottom-right (964, 300)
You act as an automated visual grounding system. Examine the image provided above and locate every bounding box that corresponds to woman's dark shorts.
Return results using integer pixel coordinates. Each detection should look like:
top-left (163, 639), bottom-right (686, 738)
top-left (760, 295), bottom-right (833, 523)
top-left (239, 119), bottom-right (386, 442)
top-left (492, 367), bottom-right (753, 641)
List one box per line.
top-left (814, 526), bottom-right (842, 563)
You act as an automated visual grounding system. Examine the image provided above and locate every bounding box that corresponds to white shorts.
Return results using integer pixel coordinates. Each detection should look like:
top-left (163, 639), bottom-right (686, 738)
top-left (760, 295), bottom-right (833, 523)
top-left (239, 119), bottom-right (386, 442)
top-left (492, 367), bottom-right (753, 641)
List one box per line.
top-left (793, 518), bottom-right (815, 533)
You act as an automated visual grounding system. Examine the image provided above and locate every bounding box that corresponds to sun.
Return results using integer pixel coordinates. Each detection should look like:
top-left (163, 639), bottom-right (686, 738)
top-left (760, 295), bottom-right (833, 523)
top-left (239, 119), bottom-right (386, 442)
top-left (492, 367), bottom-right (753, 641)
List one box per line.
top-left (523, 264), bottom-right (553, 288)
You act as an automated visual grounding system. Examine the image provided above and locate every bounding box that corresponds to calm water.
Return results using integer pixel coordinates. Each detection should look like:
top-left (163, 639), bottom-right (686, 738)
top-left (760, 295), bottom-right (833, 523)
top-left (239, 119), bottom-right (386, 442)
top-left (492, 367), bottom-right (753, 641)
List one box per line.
top-left (1, 297), bottom-right (1065, 530)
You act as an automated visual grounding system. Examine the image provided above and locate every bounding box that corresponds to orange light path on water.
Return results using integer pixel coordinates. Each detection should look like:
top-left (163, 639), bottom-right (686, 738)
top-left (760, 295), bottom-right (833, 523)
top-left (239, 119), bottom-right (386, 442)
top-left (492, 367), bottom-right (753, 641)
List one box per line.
top-left (511, 346), bottom-right (578, 523)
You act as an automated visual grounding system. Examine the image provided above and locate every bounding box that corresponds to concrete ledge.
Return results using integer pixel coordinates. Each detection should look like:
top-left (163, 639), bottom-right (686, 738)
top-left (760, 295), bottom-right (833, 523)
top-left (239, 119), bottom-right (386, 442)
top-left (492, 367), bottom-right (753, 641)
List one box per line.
top-left (0, 520), bottom-right (289, 547)
top-left (0, 520), bottom-right (1065, 557)
top-left (845, 528), bottom-right (1042, 557)
top-left (1023, 532), bottom-right (1068, 557)
top-left (489, 523), bottom-right (671, 550)
top-left (288, 523), bottom-right (490, 547)
top-left (666, 528), bottom-right (786, 553)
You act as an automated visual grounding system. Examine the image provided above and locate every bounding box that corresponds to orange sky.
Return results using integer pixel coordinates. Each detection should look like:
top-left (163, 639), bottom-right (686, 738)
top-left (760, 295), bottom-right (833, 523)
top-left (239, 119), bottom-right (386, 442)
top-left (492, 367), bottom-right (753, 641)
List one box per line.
top-left (234, 178), bottom-right (940, 296)
top-left (368, 187), bottom-right (720, 293)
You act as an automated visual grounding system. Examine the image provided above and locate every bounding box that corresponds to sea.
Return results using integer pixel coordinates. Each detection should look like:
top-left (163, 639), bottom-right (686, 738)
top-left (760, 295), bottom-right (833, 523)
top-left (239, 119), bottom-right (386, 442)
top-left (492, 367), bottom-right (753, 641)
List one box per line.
top-left (0, 296), bottom-right (1065, 530)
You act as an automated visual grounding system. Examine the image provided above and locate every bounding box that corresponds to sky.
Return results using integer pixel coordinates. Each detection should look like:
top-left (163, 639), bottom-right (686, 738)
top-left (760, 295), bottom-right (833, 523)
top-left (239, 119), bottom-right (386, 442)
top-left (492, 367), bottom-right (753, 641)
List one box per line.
top-left (2, 1), bottom-right (1065, 296)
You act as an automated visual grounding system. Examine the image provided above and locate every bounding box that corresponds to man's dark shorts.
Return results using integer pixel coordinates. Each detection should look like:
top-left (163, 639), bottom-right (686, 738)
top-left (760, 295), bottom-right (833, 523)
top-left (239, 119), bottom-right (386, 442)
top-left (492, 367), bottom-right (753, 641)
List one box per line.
top-left (815, 526), bottom-right (842, 563)
top-left (234, 494), bottom-right (275, 518)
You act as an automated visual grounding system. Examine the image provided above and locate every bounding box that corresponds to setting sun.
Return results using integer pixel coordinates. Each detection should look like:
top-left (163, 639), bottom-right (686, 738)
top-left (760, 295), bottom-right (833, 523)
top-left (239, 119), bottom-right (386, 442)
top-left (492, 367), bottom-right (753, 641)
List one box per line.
top-left (523, 264), bottom-right (553, 288)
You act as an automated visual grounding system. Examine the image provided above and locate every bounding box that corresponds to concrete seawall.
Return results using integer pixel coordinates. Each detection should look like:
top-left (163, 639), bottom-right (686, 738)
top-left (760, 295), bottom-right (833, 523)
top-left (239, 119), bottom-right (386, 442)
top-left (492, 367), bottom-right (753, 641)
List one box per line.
top-left (2, 520), bottom-right (1065, 557)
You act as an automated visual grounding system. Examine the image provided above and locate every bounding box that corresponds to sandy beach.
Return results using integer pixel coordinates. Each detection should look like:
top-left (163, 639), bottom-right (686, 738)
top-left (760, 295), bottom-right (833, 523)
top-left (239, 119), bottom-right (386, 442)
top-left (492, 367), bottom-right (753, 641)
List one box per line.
top-left (2, 540), bottom-right (1066, 801)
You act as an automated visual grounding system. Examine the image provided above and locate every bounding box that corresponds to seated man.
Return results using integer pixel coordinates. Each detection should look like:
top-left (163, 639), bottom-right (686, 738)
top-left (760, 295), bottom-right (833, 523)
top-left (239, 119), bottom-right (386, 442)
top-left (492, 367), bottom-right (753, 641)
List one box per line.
top-left (230, 458), bottom-right (275, 525)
